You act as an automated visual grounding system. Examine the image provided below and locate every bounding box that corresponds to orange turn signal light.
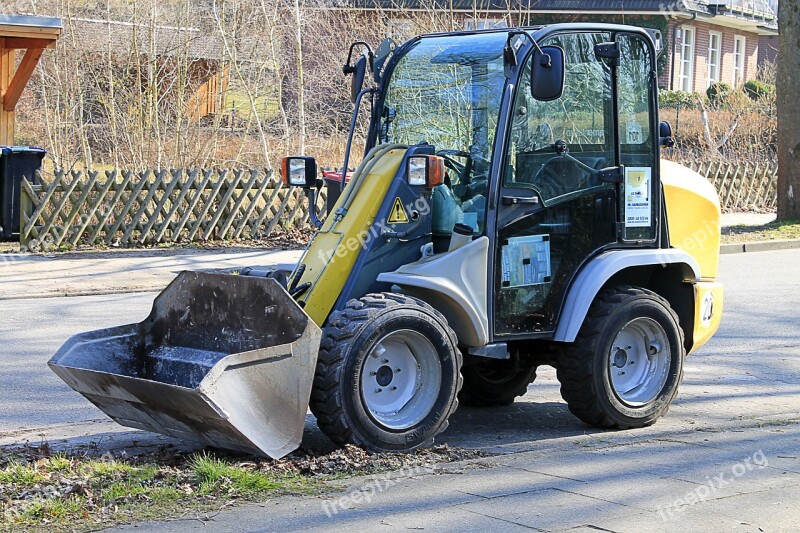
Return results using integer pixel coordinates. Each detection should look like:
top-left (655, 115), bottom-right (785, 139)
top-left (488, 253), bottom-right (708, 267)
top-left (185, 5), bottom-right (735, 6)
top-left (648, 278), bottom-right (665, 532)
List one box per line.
top-left (407, 155), bottom-right (445, 188)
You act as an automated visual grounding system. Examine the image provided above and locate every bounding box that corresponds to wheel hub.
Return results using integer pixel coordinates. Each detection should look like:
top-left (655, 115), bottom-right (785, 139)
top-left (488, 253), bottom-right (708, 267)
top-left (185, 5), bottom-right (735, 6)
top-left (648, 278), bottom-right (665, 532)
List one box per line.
top-left (375, 365), bottom-right (394, 387)
top-left (360, 330), bottom-right (442, 430)
top-left (613, 349), bottom-right (628, 368)
top-left (608, 318), bottom-right (670, 406)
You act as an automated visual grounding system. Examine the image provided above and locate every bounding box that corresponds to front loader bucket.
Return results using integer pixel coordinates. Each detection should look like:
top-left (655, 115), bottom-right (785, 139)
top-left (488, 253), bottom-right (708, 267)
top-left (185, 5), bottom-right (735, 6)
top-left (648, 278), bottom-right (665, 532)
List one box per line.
top-left (48, 272), bottom-right (322, 459)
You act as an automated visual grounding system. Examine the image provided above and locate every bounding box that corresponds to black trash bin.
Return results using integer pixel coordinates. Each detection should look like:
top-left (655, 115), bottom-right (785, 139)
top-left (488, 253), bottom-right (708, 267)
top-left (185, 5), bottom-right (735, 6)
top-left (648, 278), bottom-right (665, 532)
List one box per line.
top-left (0, 146), bottom-right (46, 240)
top-left (322, 170), bottom-right (352, 215)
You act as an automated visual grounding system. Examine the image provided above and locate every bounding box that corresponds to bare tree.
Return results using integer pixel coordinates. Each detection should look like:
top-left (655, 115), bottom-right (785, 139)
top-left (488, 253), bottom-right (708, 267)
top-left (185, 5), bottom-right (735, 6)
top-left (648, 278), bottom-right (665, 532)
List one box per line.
top-left (777, 0), bottom-right (799, 220)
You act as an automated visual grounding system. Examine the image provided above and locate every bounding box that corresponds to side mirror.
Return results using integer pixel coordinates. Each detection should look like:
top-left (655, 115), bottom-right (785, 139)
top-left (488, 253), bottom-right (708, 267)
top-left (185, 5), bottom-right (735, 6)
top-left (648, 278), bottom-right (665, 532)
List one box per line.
top-left (349, 54), bottom-right (368, 103)
top-left (531, 45), bottom-right (565, 102)
top-left (281, 156), bottom-right (318, 189)
top-left (343, 42), bottom-right (374, 103)
top-left (659, 121), bottom-right (675, 148)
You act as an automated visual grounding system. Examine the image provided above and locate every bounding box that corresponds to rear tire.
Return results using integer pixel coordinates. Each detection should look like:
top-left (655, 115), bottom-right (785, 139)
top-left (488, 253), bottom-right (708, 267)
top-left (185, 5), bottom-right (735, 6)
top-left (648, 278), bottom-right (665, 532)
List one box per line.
top-left (310, 293), bottom-right (462, 453)
top-left (459, 361), bottom-right (537, 407)
top-left (556, 285), bottom-right (685, 429)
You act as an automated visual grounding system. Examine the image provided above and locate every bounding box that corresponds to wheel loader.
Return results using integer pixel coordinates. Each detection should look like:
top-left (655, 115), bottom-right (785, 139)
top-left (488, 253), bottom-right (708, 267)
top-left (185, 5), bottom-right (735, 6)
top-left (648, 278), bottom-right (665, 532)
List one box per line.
top-left (49, 23), bottom-right (724, 459)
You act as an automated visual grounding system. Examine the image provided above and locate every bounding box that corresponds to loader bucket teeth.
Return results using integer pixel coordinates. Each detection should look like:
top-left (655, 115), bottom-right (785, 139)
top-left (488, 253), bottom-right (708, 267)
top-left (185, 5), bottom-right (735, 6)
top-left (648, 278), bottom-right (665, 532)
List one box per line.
top-left (48, 271), bottom-right (322, 459)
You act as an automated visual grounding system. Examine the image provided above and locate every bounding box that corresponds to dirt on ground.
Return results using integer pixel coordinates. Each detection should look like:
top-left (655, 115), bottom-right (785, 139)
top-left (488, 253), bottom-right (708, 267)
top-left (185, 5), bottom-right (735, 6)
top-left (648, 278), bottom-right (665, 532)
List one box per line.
top-left (0, 228), bottom-right (314, 258)
top-left (0, 440), bottom-right (488, 531)
top-left (720, 220), bottom-right (800, 243)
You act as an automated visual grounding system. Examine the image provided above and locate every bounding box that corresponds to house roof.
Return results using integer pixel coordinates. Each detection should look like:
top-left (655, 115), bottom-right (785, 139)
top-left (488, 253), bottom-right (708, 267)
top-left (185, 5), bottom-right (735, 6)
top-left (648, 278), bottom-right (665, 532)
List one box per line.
top-left (0, 14), bottom-right (62, 43)
top-left (353, 0), bottom-right (677, 10)
top-left (352, 0), bottom-right (777, 28)
top-left (63, 18), bottom-right (223, 60)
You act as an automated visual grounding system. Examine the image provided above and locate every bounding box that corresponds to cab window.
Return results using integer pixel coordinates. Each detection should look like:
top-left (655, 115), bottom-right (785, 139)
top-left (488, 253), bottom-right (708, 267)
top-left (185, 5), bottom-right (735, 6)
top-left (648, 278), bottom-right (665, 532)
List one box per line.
top-left (505, 32), bottom-right (614, 204)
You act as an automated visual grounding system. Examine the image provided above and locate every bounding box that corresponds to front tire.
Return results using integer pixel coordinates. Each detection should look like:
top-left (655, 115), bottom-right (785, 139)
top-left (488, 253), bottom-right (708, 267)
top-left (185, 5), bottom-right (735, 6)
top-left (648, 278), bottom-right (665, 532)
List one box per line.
top-left (556, 285), bottom-right (685, 429)
top-left (310, 293), bottom-right (462, 452)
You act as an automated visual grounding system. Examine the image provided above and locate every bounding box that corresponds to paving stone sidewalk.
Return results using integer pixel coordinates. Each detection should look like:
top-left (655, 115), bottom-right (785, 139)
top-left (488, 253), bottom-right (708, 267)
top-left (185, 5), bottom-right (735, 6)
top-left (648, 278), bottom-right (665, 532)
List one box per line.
top-left (0, 248), bottom-right (303, 299)
top-left (112, 248), bottom-right (800, 532)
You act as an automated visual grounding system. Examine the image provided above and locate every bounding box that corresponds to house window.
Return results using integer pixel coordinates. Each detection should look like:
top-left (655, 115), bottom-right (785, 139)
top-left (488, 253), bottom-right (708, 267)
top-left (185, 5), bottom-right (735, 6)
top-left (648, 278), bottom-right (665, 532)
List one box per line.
top-left (464, 17), bottom-right (508, 30)
top-left (707, 31), bottom-right (722, 88)
top-left (733, 35), bottom-right (746, 86)
top-left (677, 26), bottom-right (695, 92)
top-left (387, 19), bottom-right (413, 41)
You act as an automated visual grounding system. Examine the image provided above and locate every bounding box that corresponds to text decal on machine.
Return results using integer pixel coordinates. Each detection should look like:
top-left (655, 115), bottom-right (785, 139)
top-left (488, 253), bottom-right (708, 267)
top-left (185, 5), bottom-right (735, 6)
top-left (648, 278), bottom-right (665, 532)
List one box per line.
top-left (625, 167), bottom-right (651, 228)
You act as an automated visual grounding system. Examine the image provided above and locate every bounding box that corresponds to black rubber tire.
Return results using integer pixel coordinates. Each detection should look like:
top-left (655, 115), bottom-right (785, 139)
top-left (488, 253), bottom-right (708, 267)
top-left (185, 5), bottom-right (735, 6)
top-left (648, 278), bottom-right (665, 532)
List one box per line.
top-left (310, 293), bottom-right (462, 453)
top-left (459, 362), bottom-right (537, 407)
top-left (556, 285), bottom-right (685, 429)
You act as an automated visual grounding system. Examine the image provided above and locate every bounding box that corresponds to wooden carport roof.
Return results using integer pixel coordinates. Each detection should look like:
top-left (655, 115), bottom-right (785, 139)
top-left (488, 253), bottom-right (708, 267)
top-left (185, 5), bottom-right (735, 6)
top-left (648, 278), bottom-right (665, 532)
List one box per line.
top-left (0, 14), bottom-right (61, 145)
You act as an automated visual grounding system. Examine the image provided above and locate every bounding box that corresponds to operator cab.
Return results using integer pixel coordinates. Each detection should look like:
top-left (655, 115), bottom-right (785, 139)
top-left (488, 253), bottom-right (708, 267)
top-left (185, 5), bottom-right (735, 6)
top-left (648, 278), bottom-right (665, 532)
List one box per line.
top-left (287, 24), bottom-right (666, 341)
top-left (367, 25), bottom-right (662, 337)
top-left (375, 32), bottom-right (506, 245)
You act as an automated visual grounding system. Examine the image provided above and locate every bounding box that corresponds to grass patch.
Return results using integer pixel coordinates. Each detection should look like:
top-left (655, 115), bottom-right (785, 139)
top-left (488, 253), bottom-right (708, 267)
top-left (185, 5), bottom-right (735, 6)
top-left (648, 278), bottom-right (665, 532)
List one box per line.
top-left (721, 219), bottom-right (800, 244)
top-left (223, 88), bottom-right (281, 122)
top-left (0, 461), bottom-right (46, 485)
top-left (1, 442), bottom-right (483, 531)
top-left (0, 448), bottom-right (325, 531)
top-left (191, 453), bottom-right (316, 496)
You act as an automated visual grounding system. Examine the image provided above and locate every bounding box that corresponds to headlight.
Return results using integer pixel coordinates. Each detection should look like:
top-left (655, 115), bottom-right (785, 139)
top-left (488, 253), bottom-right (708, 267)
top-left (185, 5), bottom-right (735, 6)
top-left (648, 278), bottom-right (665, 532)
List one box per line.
top-left (406, 155), bottom-right (445, 188)
top-left (280, 156), bottom-right (317, 188)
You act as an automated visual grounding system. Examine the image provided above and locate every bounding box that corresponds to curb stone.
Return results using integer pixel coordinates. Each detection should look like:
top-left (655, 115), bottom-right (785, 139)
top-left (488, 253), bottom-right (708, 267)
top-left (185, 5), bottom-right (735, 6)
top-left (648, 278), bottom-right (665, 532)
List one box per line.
top-left (720, 239), bottom-right (800, 254)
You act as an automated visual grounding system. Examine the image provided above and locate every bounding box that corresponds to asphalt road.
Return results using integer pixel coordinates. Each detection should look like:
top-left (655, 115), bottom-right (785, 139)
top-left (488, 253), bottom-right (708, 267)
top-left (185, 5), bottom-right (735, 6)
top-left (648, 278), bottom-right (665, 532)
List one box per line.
top-left (1, 249), bottom-right (798, 445)
top-left (0, 292), bottom-right (158, 440)
top-left (1, 249), bottom-right (799, 531)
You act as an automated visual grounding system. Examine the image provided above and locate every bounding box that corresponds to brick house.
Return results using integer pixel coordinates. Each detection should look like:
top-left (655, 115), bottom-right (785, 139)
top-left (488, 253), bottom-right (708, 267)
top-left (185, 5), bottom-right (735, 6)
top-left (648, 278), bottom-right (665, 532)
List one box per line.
top-left (660, 0), bottom-right (778, 91)
top-left (353, 0), bottom-right (778, 92)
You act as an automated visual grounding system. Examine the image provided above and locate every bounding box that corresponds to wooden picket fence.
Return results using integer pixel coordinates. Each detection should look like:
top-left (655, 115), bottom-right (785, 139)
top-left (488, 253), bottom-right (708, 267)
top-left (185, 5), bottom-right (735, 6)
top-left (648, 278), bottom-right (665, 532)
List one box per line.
top-left (679, 159), bottom-right (777, 212)
top-left (17, 160), bottom-right (775, 248)
top-left (19, 168), bottom-right (325, 248)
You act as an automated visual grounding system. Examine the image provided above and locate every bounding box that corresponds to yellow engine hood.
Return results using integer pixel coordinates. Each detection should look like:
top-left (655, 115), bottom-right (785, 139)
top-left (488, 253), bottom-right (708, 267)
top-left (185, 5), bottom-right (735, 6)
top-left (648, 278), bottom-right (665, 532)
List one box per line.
top-left (660, 159), bottom-right (721, 279)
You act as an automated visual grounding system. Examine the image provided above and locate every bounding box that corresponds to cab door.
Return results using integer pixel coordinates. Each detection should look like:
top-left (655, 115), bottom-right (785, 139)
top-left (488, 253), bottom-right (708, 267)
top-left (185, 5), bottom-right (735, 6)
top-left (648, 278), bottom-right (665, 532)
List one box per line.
top-left (492, 31), bottom-right (618, 337)
top-left (491, 30), bottom-right (660, 338)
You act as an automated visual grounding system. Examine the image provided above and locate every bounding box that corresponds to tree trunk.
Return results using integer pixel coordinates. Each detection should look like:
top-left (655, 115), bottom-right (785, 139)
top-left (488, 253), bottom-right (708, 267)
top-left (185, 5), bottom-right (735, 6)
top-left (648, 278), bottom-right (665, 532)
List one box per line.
top-left (777, 0), bottom-right (800, 220)
top-left (293, 0), bottom-right (306, 154)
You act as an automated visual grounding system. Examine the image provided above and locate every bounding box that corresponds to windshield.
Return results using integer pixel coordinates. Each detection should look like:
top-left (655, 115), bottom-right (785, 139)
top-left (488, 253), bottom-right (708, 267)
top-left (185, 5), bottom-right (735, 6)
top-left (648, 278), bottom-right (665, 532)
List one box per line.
top-left (378, 32), bottom-right (508, 234)
top-left (379, 32), bottom-right (507, 178)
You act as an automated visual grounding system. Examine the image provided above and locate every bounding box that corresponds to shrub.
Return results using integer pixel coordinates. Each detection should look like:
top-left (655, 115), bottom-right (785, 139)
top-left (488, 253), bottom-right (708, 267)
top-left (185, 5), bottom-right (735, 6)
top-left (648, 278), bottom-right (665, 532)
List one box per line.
top-left (706, 82), bottom-right (734, 106)
top-left (743, 80), bottom-right (776, 100)
top-left (658, 90), bottom-right (701, 109)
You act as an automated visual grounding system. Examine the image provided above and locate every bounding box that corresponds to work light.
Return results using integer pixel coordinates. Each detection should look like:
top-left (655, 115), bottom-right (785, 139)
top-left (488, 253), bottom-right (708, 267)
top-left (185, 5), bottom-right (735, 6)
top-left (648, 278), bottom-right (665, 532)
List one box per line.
top-left (281, 156), bottom-right (317, 188)
top-left (406, 155), bottom-right (445, 188)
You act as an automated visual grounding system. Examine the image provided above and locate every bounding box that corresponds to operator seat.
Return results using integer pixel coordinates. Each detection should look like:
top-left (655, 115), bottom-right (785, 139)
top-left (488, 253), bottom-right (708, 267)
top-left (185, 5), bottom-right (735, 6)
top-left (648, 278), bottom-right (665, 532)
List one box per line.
top-left (532, 156), bottom-right (605, 199)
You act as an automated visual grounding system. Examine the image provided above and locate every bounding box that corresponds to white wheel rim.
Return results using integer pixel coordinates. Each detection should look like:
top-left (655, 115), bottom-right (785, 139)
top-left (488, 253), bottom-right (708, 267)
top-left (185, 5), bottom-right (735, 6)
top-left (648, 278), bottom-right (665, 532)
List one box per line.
top-left (608, 317), bottom-right (671, 406)
top-left (360, 329), bottom-right (442, 430)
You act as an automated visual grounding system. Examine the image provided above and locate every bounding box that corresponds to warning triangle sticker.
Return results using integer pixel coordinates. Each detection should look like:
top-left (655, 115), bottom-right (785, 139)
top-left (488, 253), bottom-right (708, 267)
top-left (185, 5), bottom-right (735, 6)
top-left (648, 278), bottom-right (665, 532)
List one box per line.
top-left (387, 197), bottom-right (410, 224)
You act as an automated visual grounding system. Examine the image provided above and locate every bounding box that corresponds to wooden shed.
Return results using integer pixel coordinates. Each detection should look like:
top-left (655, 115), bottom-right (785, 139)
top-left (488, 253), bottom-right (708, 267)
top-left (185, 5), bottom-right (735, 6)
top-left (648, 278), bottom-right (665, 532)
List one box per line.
top-left (0, 15), bottom-right (61, 145)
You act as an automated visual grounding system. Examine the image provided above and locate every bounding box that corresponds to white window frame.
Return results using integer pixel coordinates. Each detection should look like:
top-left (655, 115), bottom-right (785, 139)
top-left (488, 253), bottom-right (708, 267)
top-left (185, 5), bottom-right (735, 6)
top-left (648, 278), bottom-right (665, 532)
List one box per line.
top-left (387, 18), bottom-right (413, 41)
top-left (677, 26), bottom-right (696, 92)
top-left (464, 17), bottom-right (508, 31)
top-left (733, 35), bottom-right (746, 86)
top-left (707, 31), bottom-right (722, 88)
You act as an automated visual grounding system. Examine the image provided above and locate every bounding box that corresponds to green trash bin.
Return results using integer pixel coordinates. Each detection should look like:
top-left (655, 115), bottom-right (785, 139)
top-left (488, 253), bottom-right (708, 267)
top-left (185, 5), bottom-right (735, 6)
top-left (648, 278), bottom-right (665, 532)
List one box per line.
top-left (0, 146), bottom-right (46, 240)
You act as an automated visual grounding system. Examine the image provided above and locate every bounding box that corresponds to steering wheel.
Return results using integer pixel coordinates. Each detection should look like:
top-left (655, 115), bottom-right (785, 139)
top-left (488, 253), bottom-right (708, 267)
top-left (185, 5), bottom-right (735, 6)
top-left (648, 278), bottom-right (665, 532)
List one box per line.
top-left (435, 149), bottom-right (493, 202)
top-left (436, 149), bottom-right (470, 178)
